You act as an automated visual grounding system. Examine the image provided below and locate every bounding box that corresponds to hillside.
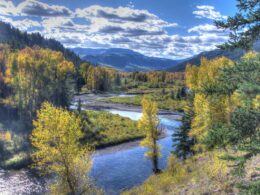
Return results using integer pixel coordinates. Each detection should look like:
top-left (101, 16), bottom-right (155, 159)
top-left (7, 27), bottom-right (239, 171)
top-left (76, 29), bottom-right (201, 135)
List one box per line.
top-left (0, 21), bottom-right (82, 66)
top-left (169, 49), bottom-right (246, 72)
top-left (71, 47), bottom-right (181, 72)
top-left (169, 41), bottom-right (260, 72)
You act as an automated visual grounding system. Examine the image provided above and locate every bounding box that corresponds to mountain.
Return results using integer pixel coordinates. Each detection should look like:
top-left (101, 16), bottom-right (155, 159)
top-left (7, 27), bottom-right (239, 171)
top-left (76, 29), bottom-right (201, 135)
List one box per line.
top-left (169, 41), bottom-right (260, 72)
top-left (71, 47), bottom-right (182, 72)
top-left (0, 21), bottom-right (82, 66)
top-left (168, 49), bottom-right (245, 72)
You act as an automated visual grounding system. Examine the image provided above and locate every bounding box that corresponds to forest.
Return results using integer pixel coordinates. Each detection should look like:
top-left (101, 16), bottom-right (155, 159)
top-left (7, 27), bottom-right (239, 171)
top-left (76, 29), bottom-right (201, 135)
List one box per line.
top-left (0, 0), bottom-right (259, 194)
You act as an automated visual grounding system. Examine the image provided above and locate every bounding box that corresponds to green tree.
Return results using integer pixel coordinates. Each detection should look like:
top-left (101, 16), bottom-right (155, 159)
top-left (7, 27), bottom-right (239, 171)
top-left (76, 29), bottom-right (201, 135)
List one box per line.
top-left (114, 73), bottom-right (121, 86)
top-left (31, 102), bottom-right (100, 195)
top-left (77, 98), bottom-right (82, 114)
top-left (215, 0), bottom-right (260, 49)
top-left (172, 96), bottom-right (195, 159)
top-left (138, 96), bottom-right (161, 173)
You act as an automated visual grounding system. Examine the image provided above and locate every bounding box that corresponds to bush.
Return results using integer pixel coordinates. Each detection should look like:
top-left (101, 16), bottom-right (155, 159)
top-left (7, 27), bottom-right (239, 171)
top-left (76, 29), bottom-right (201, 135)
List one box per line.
top-left (81, 110), bottom-right (143, 147)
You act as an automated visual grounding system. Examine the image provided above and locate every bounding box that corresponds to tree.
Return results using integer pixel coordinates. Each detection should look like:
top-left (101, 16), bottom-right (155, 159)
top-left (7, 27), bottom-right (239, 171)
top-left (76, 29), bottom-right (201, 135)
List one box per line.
top-left (138, 96), bottom-right (161, 173)
top-left (5, 47), bottom-right (75, 121)
top-left (0, 21), bottom-right (82, 66)
top-left (215, 0), bottom-right (260, 49)
top-left (185, 57), bottom-right (234, 143)
top-left (172, 95), bottom-right (195, 159)
top-left (77, 98), bottom-right (82, 114)
top-left (196, 53), bottom-right (260, 193)
top-left (170, 90), bottom-right (175, 99)
top-left (81, 65), bottom-right (114, 92)
top-left (114, 73), bottom-right (121, 86)
top-left (31, 102), bottom-right (99, 195)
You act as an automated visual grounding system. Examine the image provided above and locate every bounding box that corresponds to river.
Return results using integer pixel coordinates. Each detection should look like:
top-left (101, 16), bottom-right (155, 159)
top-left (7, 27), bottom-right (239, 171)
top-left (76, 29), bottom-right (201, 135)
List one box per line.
top-left (0, 94), bottom-right (181, 195)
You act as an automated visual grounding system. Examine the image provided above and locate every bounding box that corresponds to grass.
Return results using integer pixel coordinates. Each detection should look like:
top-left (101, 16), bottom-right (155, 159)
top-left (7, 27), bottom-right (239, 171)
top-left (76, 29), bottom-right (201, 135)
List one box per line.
top-left (99, 94), bottom-right (186, 112)
top-left (82, 110), bottom-right (144, 147)
top-left (123, 150), bottom-right (237, 195)
top-left (1, 152), bottom-right (32, 169)
top-left (123, 150), bottom-right (260, 195)
top-left (0, 110), bottom-right (143, 169)
top-left (0, 123), bottom-right (33, 170)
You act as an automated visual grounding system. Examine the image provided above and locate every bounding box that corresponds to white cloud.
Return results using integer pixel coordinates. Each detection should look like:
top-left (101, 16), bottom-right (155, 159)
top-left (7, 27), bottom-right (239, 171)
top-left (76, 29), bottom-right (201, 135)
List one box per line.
top-left (0, 0), bottom-right (72, 17)
top-left (12, 18), bottom-right (41, 31)
top-left (75, 5), bottom-right (177, 34)
top-left (188, 24), bottom-right (225, 34)
top-left (193, 5), bottom-right (227, 20)
top-left (0, 0), bottom-right (17, 16)
top-left (0, 1), bottom-right (229, 59)
top-left (127, 1), bottom-right (135, 9)
top-left (0, 15), bottom-right (41, 31)
top-left (17, 0), bottom-right (72, 17)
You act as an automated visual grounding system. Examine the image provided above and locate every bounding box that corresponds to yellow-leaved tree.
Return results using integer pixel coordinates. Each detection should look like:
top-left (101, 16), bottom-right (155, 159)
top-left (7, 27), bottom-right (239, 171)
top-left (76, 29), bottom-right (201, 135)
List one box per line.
top-left (186, 57), bottom-right (234, 146)
top-left (138, 96), bottom-right (161, 173)
top-left (5, 47), bottom-right (75, 121)
top-left (31, 102), bottom-right (100, 195)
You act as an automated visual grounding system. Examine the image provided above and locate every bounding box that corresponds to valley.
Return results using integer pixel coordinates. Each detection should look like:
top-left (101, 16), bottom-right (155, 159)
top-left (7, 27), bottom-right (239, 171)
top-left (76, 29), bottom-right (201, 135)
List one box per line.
top-left (0, 93), bottom-right (181, 195)
top-left (0, 0), bottom-right (259, 194)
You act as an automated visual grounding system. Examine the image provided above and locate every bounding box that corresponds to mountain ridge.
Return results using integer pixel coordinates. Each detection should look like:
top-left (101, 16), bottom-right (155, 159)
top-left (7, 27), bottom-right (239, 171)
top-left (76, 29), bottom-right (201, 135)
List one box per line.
top-left (70, 47), bottom-right (182, 72)
top-left (168, 41), bottom-right (260, 72)
top-left (0, 21), bottom-right (82, 66)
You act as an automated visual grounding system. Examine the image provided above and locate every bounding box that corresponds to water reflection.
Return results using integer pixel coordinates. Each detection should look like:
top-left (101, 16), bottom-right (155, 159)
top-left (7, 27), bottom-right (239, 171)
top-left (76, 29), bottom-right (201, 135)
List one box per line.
top-left (90, 109), bottom-right (181, 194)
top-left (0, 109), bottom-right (181, 195)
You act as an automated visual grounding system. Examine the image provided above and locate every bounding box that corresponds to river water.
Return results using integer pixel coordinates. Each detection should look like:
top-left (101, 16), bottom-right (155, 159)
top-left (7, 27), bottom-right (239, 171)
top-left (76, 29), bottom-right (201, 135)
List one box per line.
top-left (0, 94), bottom-right (181, 195)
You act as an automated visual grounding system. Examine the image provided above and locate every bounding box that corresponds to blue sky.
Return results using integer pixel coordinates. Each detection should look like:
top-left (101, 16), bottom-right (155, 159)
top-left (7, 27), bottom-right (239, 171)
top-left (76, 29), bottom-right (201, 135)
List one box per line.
top-left (0, 0), bottom-right (237, 59)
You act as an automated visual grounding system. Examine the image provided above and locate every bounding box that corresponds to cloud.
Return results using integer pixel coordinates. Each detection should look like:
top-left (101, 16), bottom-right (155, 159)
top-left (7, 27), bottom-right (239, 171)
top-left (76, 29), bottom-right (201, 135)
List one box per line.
top-left (96, 9), bottom-right (148, 23)
top-left (0, 0), bottom-right (73, 17)
top-left (12, 18), bottom-right (42, 31)
top-left (0, 1), bottom-right (229, 60)
top-left (77, 6), bottom-right (149, 22)
top-left (99, 26), bottom-right (125, 34)
top-left (188, 24), bottom-right (225, 34)
top-left (42, 17), bottom-right (90, 35)
top-left (17, 0), bottom-right (72, 17)
top-left (193, 5), bottom-right (227, 20)
top-left (76, 5), bottom-right (177, 28)
top-left (0, 0), bottom-right (17, 16)
top-left (127, 1), bottom-right (135, 9)
top-left (0, 15), bottom-right (41, 31)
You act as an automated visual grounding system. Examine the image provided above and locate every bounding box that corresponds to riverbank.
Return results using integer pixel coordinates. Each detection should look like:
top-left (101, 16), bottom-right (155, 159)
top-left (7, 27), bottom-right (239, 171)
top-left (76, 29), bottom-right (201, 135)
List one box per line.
top-left (1, 93), bottom-right (181, 171)
top-left (72, 93), bottom-right (183, 115)
top-left (0, 107), bottom-right (182, 195)
top-left (98, 94), bottom-right (186, 112)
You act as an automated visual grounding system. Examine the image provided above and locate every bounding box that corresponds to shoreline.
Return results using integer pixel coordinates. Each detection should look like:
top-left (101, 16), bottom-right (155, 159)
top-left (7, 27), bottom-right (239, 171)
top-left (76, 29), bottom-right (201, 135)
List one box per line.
top-left (2, 93), bottom-right (182, 172)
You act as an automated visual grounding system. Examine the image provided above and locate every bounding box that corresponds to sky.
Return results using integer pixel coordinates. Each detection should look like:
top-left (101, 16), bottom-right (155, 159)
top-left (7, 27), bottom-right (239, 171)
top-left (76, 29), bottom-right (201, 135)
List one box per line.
top-left (0, 0), bottom-right (238, 59)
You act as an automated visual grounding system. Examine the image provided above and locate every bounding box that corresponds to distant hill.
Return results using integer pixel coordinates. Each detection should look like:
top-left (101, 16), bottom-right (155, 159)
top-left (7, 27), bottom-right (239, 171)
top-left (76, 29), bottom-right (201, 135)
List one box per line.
top-left (168, 49), bottom-right (245, 72)
top-left (168, 41), bottom-right (260, 72)
top-left (0, 21), bottom-right (82, 66)
top-left (71, 47), bottom-right (182, 72)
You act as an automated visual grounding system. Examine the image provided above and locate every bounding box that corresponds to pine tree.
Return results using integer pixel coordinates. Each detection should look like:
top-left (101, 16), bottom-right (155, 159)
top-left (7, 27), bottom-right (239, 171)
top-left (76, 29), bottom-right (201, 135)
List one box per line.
top-left (114, 73), bottom-right (121, 86)
top-left (77, 98), bottom-right (82, 114)
top-left (215, 0), bottom-right (260, 49)
top-left (170, 90), bottom-right (175, 99)
top-left (172, 95), bottom-right (195, 160)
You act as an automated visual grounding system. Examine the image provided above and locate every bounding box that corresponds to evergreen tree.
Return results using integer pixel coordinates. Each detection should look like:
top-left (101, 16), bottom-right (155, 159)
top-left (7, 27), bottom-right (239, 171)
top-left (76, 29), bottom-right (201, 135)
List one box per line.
top-left (215, 0), bottom-right (260, 49)
top-left (170, 90), bottom-right (175, 99)
top-left (161, 87), bottom-right (166, 95)
top-left (114, 73), bottom-right (121, 86)
top-left (176, 88), bottom-right (182, 100)
top-left (172, 95), bottom-right (195, 160)
top-left (77, 99), bottom-right (82, 114)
